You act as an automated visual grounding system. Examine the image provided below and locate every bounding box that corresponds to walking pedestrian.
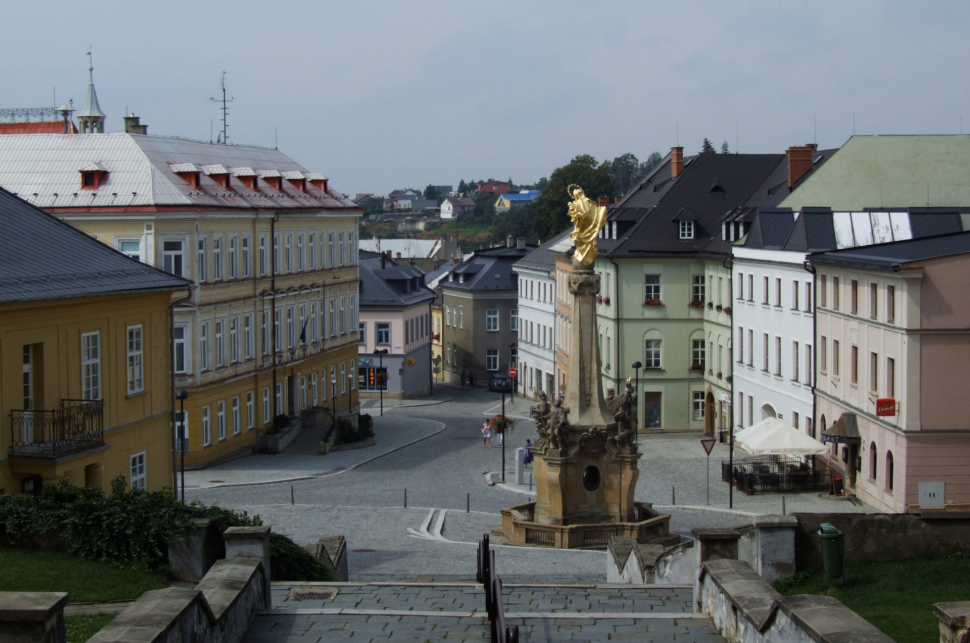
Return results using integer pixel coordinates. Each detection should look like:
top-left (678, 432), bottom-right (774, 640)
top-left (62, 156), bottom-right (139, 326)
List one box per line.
top-left (481, 418), bottom-right (492, 448)
top-left (524, 439), bottom-right (534, 466)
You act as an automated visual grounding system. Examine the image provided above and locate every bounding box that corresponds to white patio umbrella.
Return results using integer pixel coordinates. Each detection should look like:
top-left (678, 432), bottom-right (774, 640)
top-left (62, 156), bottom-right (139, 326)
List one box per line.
top-left (737, 417), bottom-right (827, 456)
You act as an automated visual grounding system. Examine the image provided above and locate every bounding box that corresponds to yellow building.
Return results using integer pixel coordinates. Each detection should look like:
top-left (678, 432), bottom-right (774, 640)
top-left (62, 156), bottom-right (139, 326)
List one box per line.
top-left (0, 133), bottom-right (362, 469)
top-left (0, 187), bottom-right (191, 494)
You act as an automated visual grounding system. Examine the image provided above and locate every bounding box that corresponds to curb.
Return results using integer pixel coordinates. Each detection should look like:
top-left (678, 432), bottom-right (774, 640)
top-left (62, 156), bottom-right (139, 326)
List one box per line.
top-left (486, 471), bottom-right (536, 497)
top-left (652, 504), bottom-right (768, 517)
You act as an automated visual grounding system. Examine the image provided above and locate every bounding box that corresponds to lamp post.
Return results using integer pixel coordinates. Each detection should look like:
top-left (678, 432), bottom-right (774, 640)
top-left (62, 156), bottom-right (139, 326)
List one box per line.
top-left (508, 342), bottom-right (516, 406)
top-left (176, 389), bottom-right (188, 503)
top-left (631, 361), bottom-right (642, 447)
top-left (347, 374), bottom-right (354, 416)
top-left (374, 348), bottom-right (388, 416)
top-left (331, 377), bottom-right (337, 438)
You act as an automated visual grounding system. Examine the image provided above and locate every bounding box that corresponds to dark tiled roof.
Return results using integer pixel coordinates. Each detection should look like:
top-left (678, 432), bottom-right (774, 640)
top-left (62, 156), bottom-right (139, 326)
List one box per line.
top-left (744, 210), bottom-right (797, 249)
top-left (808, 230), bottom-right (970, 269)
top-left (0, 186), bottom-right (191, 304)
top-left (439, 244), bottom-right (534, 292)
top-left (358, 256), bottom-right (434, 308)
top-left (513, 230), bottom-right (570, 273)
top-left (908, 211), bottom-right (963, 238)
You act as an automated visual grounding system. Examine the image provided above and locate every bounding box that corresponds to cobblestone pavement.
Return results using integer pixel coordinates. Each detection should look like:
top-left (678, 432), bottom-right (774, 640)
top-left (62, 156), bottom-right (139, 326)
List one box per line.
top-left (246, 581), bottom-right (722, 642)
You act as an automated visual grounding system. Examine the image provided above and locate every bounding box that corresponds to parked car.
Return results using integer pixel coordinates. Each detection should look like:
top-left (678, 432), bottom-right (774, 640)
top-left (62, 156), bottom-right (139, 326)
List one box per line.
top-left (488, 373), bottom-right (514, 392)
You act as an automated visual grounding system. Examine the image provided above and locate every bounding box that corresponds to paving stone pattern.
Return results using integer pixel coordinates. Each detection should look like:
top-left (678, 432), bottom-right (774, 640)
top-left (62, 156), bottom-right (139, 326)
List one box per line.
top-left (246, 583), bottom-right (723, 642)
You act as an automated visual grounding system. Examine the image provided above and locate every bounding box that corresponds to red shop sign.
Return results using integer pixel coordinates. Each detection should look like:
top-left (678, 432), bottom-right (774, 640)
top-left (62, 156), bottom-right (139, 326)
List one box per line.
top-left (876, 398), bottom-right (897, 417)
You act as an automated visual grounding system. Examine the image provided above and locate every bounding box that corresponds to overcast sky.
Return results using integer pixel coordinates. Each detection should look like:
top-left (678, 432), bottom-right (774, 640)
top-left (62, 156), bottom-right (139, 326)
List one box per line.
top-left (2, 1), bottom-right (968, 196)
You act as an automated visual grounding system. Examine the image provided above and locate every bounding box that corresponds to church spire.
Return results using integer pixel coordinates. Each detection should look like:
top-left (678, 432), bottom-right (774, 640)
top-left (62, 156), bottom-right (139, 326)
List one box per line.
top-left (78, 48), bottom-right (106, 133)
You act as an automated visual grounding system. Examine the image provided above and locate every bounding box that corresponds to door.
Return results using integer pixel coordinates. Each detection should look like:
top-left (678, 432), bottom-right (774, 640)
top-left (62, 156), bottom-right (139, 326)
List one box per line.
top-left (643, 392), bottom-right (662, 429)
top-left (22, 345), bottom-right (34, 443)
top-left (704, 391), bottom-right (715, 436)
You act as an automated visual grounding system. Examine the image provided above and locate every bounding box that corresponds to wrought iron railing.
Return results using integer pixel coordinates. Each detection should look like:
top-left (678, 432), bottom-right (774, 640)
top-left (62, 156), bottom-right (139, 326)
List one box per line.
top-left (0, 107), bottom-right (62, 122)
top-left (477, 535), bottom-right (519, 643)
top-left (9, 399), bottom-right (104, 458)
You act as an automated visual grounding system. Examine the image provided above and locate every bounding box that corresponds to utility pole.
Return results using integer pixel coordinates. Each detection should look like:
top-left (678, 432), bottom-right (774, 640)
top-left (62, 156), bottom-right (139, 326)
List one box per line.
top-left (210, 72), bottom-right (234, 144)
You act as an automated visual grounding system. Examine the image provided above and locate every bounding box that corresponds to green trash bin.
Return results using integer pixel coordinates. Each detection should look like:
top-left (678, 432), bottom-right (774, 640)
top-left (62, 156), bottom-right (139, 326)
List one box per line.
top-left (818, 523), bottom-right (844, 579)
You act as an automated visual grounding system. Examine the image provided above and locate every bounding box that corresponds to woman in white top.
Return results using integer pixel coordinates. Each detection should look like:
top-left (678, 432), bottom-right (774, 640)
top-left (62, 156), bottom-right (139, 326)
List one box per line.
top-left (481, 418), bottom-right (492, 448)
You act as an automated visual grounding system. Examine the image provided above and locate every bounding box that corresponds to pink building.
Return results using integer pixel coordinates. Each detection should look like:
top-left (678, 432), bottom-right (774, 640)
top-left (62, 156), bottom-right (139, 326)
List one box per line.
top-left (810, 231), bottom-right (970, 512)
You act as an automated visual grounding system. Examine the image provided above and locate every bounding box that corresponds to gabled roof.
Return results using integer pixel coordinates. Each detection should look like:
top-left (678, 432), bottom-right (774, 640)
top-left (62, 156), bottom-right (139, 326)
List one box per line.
top-left (444, 197), bottom-right (475, 207)
top-left (0, 121), bottom-right (78, 135)
top-left (808, 230), bottom-right (970, 270)
top-left (0, 133), bottom-right (358, 211)
top-left (513, 230), bottom-right (571, 273)
top-left (440, 244), bottom-right (534, 293)
top-left (498, 191), bottom-right (540, 202)
top-left (358, 257), bottom-right (434, 308)
top-left (0, 186), bottom-right (190, 304)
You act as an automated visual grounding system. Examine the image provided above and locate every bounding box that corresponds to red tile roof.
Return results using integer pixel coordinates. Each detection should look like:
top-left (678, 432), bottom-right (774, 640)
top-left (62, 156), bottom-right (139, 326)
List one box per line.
top-left (0, 121), bottom-right (78, 135)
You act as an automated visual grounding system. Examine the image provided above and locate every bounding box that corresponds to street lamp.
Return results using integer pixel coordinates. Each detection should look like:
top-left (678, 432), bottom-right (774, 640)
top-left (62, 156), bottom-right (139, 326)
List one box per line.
top-left (347, 374), bottom-right (354, 416)
top-left (176, 389), bottom-right (189, 503)
top-left (331, 377), bottom-right (337, 439)
top-left (631, 361), bottom-right (642, 447)
top-left (374, 348), bottom-right (389, 416)
top-left (508, 342), bottom-right (517, 406)
top-left (500, 342), bottom-right (516, 483)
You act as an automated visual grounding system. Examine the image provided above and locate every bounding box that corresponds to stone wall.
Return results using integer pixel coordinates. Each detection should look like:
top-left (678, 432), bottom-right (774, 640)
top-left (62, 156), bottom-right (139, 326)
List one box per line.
top-left (792, 512), bottom-right (970, 571)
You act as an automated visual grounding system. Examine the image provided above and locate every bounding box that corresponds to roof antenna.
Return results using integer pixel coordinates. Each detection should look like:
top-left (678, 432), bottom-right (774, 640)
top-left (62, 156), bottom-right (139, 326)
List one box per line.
top-left (209, 71), bottom-right (234, 145)
top-left (275, 127), bottom-right (278, 150)
top-left (676, 123), bottom-right (679, 147)
top-left (814, 114), bottom-right (817, 145)
top-left (735, 121), bottom-right (738, 154)
top-left (853, 113), bottom-right (856, 136)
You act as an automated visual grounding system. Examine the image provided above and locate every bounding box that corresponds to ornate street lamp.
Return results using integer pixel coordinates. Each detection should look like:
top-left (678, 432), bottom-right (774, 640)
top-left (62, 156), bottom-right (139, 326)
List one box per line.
top-left (331, 376), bottom-right (337, 439)
top-left (176, 389), bottom-right (189, 503)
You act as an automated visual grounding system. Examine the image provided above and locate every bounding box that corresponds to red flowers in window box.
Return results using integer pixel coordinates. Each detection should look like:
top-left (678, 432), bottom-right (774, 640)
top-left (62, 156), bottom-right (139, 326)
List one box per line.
top-left (690, 362), bottom-right (705, 372)
top-left (723, 307), bottom-right (732, 315)
top-left (643, 298), bottom-right (664, 307)
top-left (596, 295), bottom-right (603, 303)
top-left (433, 333), bottom-right (440, 340)
top-left (604, 297), bottom-right (611, 305)
top-left (688, 300), bottom-right (705, 309)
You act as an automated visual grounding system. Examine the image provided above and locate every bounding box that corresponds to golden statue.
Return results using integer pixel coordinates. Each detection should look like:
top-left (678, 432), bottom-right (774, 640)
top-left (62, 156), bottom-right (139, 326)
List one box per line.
top-left (566, 185), bottom-right (608, 265)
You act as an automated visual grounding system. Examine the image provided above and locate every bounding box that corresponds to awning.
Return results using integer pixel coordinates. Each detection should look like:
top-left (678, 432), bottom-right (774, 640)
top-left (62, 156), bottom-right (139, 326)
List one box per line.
top-left (737, 417), bottom-right (828, 456)
top-left (821, 413), bottom-right (861, 445)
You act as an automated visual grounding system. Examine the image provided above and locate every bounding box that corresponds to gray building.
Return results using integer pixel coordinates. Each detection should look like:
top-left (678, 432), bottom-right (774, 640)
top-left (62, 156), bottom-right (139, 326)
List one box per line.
top-left (439, 237), bottom-right (533, 386)
top-left (358, 255), bottom-right (435, 399)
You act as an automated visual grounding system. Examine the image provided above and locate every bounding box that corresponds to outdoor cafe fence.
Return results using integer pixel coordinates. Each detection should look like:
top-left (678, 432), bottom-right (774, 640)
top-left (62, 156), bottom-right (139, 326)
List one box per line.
top-left (722, 454), bottom-right (832, 494)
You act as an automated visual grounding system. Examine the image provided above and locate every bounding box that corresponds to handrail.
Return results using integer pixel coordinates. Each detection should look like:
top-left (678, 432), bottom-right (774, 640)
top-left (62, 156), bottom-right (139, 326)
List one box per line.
top-left (477, 534), bottom-right (519, 643)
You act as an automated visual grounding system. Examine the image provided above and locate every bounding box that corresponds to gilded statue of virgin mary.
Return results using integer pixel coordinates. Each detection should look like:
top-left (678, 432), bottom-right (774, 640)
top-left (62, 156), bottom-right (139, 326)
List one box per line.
top-left (566, 185), bottom-right (609, 266)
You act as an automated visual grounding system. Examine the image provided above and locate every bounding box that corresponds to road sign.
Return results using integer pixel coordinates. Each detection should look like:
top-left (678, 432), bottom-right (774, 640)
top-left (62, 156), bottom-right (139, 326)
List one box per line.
top-left (701, 438), bottom-right (717, 455)
top-left (509, 367), bottom-right (517, 378)
top-left (559, 384), bottom-right (567, 392)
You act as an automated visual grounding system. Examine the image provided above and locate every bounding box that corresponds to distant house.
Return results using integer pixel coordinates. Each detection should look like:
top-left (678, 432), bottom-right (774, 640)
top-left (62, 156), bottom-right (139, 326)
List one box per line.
top-left (494, 190), bottom-right (540, 212)
top-left (431, 185), bottom-right (453, 198)
top-left (478, 181), bottom-right (511, 194)
top-left (441, 197), bottom-right (476, 220)
top-left (358, 238), bottom-right (460, 272)
top-left (385, 189), bottom-right (436, 213)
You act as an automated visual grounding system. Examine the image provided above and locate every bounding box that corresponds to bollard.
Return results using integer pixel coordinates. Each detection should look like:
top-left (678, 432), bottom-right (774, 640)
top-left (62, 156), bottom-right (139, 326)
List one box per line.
top-left (291, 486), bottom-right (294, 505)
top-left (515, 448), bottom-right (525, 485)
top-left (404, 488), bottom-right (408, 508)
top-left (467, 493), bottom-right (470, 513)
top-left (529, 471), bottom-right (533, 491)
top-left (672, 486), bottom-right (676, 505)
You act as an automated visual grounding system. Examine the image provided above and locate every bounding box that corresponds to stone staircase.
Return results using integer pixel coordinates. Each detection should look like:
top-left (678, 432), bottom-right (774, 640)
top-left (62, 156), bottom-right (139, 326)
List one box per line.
top-left (245, 577), bottom-right (724, 642)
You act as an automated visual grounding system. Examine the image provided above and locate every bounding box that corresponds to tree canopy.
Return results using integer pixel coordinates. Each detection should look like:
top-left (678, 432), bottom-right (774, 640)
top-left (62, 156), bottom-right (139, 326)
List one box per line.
top-left (701, 138), bottom-right (717, 155)
top-left (532, 154), bottom-right (613, 241)
top-left (609, 151), bottom-right (663, 196)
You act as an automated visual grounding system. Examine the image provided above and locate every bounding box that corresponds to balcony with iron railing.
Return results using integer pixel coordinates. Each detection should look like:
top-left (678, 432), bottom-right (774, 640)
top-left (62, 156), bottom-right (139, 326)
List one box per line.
top-left (9, 399), bottom-right (105, 459)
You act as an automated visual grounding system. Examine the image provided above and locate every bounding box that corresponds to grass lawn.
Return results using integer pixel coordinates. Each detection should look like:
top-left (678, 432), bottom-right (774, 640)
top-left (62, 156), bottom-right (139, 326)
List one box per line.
top-left (0, 546), bottom-right (168, 602)
top-left (65, 614), bottom-right (117, 643)
top-left (776, 554), bottom-right (970, 643)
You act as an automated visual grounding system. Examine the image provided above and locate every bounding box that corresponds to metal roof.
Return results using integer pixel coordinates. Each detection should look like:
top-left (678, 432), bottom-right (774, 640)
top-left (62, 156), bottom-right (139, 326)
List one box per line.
top-left (358, 257), bottom-right (434, 309)
top-left (808, 230), bottom-right (970, 270)
top-left (0, 133), bottom-right (358, 211)
top-left (0, 187), bottom-right (190, 304)
top-left (358, 238), bottom-right (441, 259)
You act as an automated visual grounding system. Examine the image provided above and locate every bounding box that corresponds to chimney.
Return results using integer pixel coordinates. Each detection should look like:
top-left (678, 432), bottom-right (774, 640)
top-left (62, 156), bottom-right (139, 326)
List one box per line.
top-left (516, 237), bottom-right (526, 250)
top-left (787, 144), bottom-right (816, 187)
top-left (123, 114), bottom-right (148, 135)
top-left (671, 147), bottom-right (684, 178)
top-left (614, 196), bottom-right (620, 203)
top-left (507, 236), bottom-right (514, 248)
top-left (598, 196), bottom-right (610, 207)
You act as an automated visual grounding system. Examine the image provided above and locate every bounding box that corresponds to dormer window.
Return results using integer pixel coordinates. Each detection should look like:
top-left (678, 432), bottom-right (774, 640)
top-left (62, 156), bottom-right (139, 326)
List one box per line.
top-left (79, 162), bottom-right (108, 190)
top-left (258, 170), bottom-right (283, 191)
top-left (231, 167), bottom-right (258, 190)
top-left (307, 173), bottom-right (329, 192)
top-left (201, 165), bottom-right (231, 189)
top-left (171, 163), bottom-right (202, 188)
top-left (679, 220), bottom-right (695, 240)
top-left (283, 172), bottom-right (307, 192)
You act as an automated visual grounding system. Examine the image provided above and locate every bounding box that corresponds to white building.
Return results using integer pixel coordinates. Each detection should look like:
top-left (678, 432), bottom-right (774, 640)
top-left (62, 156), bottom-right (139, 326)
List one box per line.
top-left (512, 232), bottom-right (571, 398)
top-left (440, 197), bottom-right (475, 220)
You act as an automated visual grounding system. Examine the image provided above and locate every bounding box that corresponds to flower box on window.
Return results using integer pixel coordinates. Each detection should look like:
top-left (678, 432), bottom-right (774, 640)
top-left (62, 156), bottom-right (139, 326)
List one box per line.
top-left (690, 362), bottom-right (705, 372)
top-left (716, 372), bottom-right (723, 379)
top-left (707, 302), bottom-right (714, 309)
top-left (433, 333), bottom-right (440, 340)
top-left (643, 298), bottom-right (664, 307)
top-left (596, 295), bottom-right (603, 303)
top-left (688, 300), bottom-right (705, 309)
top-left (723, 307), bottom-right (732, 315)
top-left (603, 297), bottom-right (611, 305)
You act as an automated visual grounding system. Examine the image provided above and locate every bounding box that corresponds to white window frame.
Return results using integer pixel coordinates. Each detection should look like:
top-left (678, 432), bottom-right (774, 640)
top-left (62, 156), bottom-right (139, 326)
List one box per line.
top-left (644, 275), bottom-right (661, 301)
top-left (242, 235), bottom-right (252, 278)
top-left (329, 299), bottom-right (337, 337)
top-left (679, 220), bottom-right (695, 240)
top-left (126, 325), bottom-right (144, 394)
top-left (130, 452), bottom-right (146, 490)
top-left (174, 324), bottom-right (189, 374)
top-left (259, 233), bottom-right (269, 277)
top-left (232, 396), bottom-right (241, 436)
top-left (262, 388), bottom-right (270, 425)
top-left (297, 231), bottom-right (306, 272)
top-left (376, 323), bottom-right (390, 345)
top-left (510, 309), bottom-right (518, 332)
top-left (202, 405), bottom-right (211, 446)
top-left (81, 331), bottom-right (101, 400)
top-left (300, 303), bottom-right (308, 345)
top-left (215, 319), bottom-right (226, 367)
top-left (228, 235), bottom-right (238, 280)
top-left (339, 231), bottom-right (346, 266)
top-left (486, 349), bottom-right (499, 371)
top-left (261, 310), bottom-right (271, 356)
top-left (692, 391), bottom-right (705, 420)
top-left (246, 391), bottom-right (255, 429)
top-left (244, 313), bottom-right (254, 360)
top-left (118, 238), bottom-right (142, 262)
top-left (217, 401), bottom-right (226, 441)
top-left (213, 236), bottom-right (223, 281)
top-left (340, 296), bottom-right (347, 334)
top-left (162, 239), bottom-right (186, 277)
top-left (287, 306), bottom-right (295, 349)
top-left (644, 339), bottom-right (662, 369)
top-left (308, 231), bottom-right (316, 270)
top-left (196, 236), bottom-right (208, 283)
top-left (285, 232), bottom-right (294, 273)
top-left (230, 315), bottom-right (240, 363)
top-left (486, 309), bottom-right (499, 332)
top-left (200, 321), bottom-right (211, 371)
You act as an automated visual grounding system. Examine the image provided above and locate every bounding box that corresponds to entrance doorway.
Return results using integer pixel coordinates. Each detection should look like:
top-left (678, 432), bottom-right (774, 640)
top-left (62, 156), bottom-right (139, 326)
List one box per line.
top-left (643, 392), bottom-right (662, 429)
top-left (704, 391), bottom-right (715, 436)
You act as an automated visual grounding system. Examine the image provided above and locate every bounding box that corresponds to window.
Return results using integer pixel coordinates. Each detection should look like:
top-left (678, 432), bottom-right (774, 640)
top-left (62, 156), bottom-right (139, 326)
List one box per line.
top-left (328, 231), bottom-right (335, 268)
top-left (736, 273), bottom-right (743, 300)
top-left (297, 232), bottom-right (305, 271)
top-left (262, 310), bottom-right (270, 356)
top-left (747, 329), bottom-right (753, 365)
top-left (202, 406), bottom-right (211, 446)
top-left (217, 401), bottom-right (226, 441)
top-left (174, 325), bottom-right (188, 373)
top-left (339, 231), bottom-right (346, 266)
top-left (376, 323), bottom-right (390, 345)
top-left (263, 388), bottom-right (270, 424)
top-left (737, 391), bottom-right (744, 427)
top-left (229, 236), bottom-right (238, 279)
top-left (886, 451), bottom-right (894, 491)
top-left (887, 357), bottom-right (895, 398)
top-left (309, 303), bottom-right (318, 343)
top-left (869, 283), bottom-right (878, 320)
top-left (692, 339), bottom-right (705, 370)
top-left (851, 345), bottom-right (858, 384)
top-left (349, 360), bottom-right (356, 391)
top-left (692, 391), bottom-right (705, 420)
top-left (456, 305), bottom-right (463, 329)
top-left (276, 383), bottom-right (283, 413)
top-left (644, 275), bottom-right (661, 302)
top-left (792, 411), bottom-right (800, 432)
top-left (762, 276), bottom-right (769, 304)
top-left (486, 349), bottom-right (499, 371)
top-left (350, 295), bottom-right (358, 331)
top-left (319, 298), bottom-right (326, 339)
top-left (747, 274), bottom-right (753, 302)
top-left (819, 274), bottom-right (827, 307)
top-left (119, 239), bottom-right (141, 261)
top-left (162, 240), bottom-right (184, 276)
top-left (850, 279), bottom-right (858, 314)
top-left (311, 372), bottom-right (318, 406)
top-left (762, 333), bottom-right (769, 371)
top-left (196, 237), bottom-right (207, 282)
top-left (340, 297), bottom-right (347, 334)
top-left (359, 367), bottom-right (388, 391)
top-left (737, 328), bottom-right (744, 363)
top-left (242, 236), bottom-right (251, 278)
top-left (341, 362), bottom-right (347, 394)
top-left (247, 391), bottom-right (255, 429)
top-left (820, 336), bottom-right (827, 372)
top-left (244, 314), bottom-right (254, 359)
top-left (679, 220), bottom-right (694, 240)
top-left (775, 278), bottom-right (782, 307)
top-left (329, 299), bottom-right (336, 337)
top-left (644, 339), bottom-right (662, 369)
top-left (230, 316), bottom-right (240, 363)
top-left (213, 237), bottom-right (223, 281)
top-left (287, 306), bottom-right (295, 348)
top-left (349, 230), bottom-right (357, 266)
top-left (869, 352), bottom-right (878, 393)
top-left (792, 341), bottom-right (799, 381)
top-left (308, 232), bottom-right (316, 270)
top-left (259, 233), bottom-right (268, 276)
top-left (285, 233), bottom-right (293, 272)
top-left (232, 397), bottom-right (241, 435)
top-left (792, 280), bottom-right (799, 310)
top-left (869, 442), bottom-right (877, 481)
top-left (833, 339), bottom-right (840, 376)
top-left (200, 322), bottom-right (211, 371)
top-left (887, 285), bottom-right (895, 324)
top-left (127, 325), bottom-right (144, 394)
top-left (300, 304), bottom-right (308, 345)
top-left (748, 395), bottom-right (753, 427)
top-left (833, 277), bottom-right (840, 311)
top-left (486, 309), bottom-right (499, 332)
top-left (215, 319), bottom-right (226, 367)
top-left (807, 417), bottom-right (814, 439)
top-left (806, 345), bottom-right (813, 386)
top-left (130, 452), bottom-right (146, 490)
top-left (692, 275), bottom-right (705, 304)
top-left (82, 332), bottom-right (100, 400)
top-left (359, 322), bottom-right (366, 345)
top-left (510, 309), bottom-right (518, 332)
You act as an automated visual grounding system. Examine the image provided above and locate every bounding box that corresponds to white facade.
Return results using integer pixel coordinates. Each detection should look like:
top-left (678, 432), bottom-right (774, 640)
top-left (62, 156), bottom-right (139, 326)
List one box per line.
top-left (731, 247), bottom-right (816, 437)
top-left (515, 264), bottom-right (557, 399)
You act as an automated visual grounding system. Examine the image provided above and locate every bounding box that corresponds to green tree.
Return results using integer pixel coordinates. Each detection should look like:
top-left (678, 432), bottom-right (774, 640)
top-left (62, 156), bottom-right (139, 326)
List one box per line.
top-left (532, 154), bottom-right (613, 241)
top-left (458, 179), bottom-right (468, 195)
top-left (641, 152), bottom-right (662, 175)
top-left (721, 141), bottom-right (730, 154)
top-left (609, 152), bottom-right (641, 196)
top-left (701, 138), bottom-right (717, 155)
top-left (423, 184), bottom-right (438, 200)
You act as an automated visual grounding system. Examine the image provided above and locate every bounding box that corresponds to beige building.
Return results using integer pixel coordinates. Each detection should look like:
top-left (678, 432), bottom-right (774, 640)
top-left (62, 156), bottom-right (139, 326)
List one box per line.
top-left (810, 231), bottom-right (970, 512)
top-left (0, 133), bottom-right (362, 468)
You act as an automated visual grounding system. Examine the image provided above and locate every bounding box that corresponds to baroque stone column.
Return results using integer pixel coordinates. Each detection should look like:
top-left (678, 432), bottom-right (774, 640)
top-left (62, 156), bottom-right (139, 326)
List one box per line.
top-left (564, 259), bottom-right (614, 428)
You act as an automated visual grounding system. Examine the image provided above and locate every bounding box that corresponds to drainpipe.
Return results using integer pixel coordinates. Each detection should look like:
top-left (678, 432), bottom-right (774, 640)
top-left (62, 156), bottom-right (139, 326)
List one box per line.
top-left (170, 289), bottom-right (192, 500)
top-left (271, 213), bottom-right (280, 419)
top-left (722, 255), bottom-right (734, 508)
top-left (804, 259), bottom-right (818, 471)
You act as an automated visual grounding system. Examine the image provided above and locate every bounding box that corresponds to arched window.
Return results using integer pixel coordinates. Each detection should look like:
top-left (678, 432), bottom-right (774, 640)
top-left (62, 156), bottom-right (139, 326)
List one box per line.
top-left (886, 451), bottom-right (894, 491)
top-left (644, 330), bottom-right (663, 370)
top-left (869, 442), bottom-right (877, 481)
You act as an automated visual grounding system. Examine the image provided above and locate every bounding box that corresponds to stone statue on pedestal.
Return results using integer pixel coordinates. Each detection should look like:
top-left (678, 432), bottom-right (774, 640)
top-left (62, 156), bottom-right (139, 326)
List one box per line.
top-left (608, 378), bottom-right (637, 455)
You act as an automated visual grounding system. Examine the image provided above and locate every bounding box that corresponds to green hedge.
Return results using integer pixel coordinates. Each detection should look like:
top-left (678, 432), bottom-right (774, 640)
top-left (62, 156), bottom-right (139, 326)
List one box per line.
top-left (0, 478), bottom-right (333, 582)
